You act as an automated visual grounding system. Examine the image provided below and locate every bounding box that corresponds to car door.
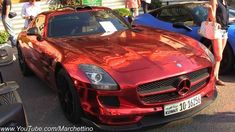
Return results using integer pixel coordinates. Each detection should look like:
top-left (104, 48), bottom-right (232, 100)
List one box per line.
top-left (31, 15), bottom-right (62, 84)
top-left (23, 14), bottom-right (47, 79)
top-left (151, 5), bottom-right (202, 40)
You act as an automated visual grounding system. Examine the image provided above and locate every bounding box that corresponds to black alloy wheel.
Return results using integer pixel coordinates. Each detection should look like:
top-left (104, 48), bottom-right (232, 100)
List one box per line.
top-left (56, 69), bottom-right (83, 123)
top-left (17, 45), bottom-right (32, 76)
top-left (220, 44), bottom-right (234, 74)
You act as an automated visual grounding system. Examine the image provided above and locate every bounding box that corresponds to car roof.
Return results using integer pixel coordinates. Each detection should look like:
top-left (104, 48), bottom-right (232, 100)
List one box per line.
top-left (40, 6), bottom-right (111, 17)
top-left (167, 1), bottom-right (208, 5)
top-left (150, 1), bottom-right (208, 13)
top-left (162, 1), bottom-right (208, 7)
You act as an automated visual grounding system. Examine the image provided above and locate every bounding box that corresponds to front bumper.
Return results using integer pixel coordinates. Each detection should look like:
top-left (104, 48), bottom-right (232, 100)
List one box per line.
top-left (75, 67), bottom-right (216, 131)
top-left (82, 89), bottom-right (217, 131)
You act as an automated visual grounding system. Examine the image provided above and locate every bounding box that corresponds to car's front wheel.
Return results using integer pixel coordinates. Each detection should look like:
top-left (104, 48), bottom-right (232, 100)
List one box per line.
top-left (220, 44), bottom-right (234, 74)
top-left (56, 69), bottom-right (84, 123)
top-left (17, 45), bottom-right (32, 76)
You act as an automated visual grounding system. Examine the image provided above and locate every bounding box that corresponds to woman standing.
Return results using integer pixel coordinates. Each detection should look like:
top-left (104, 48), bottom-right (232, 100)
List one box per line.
top-left (125, 0), bottom-right (141, 17)
top-left (207, 0), bottom-right (229, 86)
top-left (141, 0), bottom-right (151, 14)
top-left (0, 0), bottom-right (17, 46)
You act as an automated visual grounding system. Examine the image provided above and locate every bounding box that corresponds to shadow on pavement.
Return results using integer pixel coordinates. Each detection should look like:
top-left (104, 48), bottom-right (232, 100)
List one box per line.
top-left (193, 112), bottom-right (235, 123)
top-left (220, 69), bottom-right (235, 83)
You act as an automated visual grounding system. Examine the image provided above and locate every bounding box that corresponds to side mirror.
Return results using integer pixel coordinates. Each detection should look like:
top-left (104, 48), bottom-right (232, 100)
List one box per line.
top-left (36, 35), bottom-right (44, 42)
top-left (27, 27), bottom-right (44, 41)
top-left (173, 22), bottom-right (192, 31)
top-left (27, 27), bottom-right (39, 36)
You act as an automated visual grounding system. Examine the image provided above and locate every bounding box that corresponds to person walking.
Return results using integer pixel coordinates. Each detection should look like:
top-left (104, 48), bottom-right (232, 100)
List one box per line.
top-left (21, 0), bottom-right (41, 28)
top-left (125, 0), bottom-right (141, 17)
top-left (207, 0), bottom-right (229, 86)
top-left (141, 0), bottom-right (151, 14)
top-left (1, 0), bottom-right (17, 46)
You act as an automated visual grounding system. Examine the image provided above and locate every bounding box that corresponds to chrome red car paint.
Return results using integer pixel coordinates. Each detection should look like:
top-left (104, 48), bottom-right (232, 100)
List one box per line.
top-left (74, 76), bottom-right (215, 125)
top-left (17, 7), bottom-right (216, 128)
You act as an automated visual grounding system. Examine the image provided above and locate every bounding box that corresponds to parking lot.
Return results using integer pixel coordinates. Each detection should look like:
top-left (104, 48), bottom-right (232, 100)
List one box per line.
top-left (1, 52), bottom-right (235, 132)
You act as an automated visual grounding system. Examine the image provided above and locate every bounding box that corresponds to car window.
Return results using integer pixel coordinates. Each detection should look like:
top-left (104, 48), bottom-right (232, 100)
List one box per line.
top-left (32, 15), bottom-right (46, 36)
top-left (47, 10), bottom-right (129, 38)
top-left (158, 6), bottom-right (194, 26)
top-left (188, 4), bottom-right (208, 26)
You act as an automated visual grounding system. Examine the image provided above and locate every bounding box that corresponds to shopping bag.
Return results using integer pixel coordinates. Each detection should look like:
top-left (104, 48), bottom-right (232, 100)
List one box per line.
top-left (198, 21), bottom-right (221, 40)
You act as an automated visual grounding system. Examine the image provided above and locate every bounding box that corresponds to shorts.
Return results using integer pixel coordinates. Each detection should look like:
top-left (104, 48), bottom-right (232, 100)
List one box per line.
top-left (220, 29), bottom-right (228, 39)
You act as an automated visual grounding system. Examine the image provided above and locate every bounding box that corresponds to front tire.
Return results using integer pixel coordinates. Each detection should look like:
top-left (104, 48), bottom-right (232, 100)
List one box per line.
top-left (220, 44), bottom-right (234, 74)
top-left (56, 69), bottom-right (83, 123)
top-left (17, 45), bottom-right (32, 76)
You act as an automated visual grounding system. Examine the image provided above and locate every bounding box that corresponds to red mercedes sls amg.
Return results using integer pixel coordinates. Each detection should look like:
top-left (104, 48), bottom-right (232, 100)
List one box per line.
top-left (17, 6), bottom-right (217, 131)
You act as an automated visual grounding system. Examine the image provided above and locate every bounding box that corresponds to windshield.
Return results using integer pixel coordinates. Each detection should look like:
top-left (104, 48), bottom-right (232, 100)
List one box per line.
top-left (189, 4), bottom-right (235, 25)
top-left (48, 10), bottom-right (130, 38)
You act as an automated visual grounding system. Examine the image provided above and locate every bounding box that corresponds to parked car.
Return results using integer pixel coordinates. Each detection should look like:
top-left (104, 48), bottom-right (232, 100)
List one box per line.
top-left (17, 6), bottom-right (217, 131)
top-left (134, 1), bottom-right (235, 74)
top-left (0, 72), bottom-right (27, 129)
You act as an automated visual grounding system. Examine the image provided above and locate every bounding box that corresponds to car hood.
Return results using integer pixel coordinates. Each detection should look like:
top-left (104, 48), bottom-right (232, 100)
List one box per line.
top-left (49, 27), bottom-right (211, 85)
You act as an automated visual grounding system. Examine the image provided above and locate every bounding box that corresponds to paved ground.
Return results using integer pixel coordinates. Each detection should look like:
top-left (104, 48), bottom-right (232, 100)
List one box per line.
top-left (0, 53), bottom-right (235, 132)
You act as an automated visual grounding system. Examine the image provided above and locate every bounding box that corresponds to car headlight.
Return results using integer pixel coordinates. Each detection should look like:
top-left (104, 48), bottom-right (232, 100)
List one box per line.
top-left (79, 64), bottom-right (118, 90)
top-left (199, 42), bottom-right (215, 64)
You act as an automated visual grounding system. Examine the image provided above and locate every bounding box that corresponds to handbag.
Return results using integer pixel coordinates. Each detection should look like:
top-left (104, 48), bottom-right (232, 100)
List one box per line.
top-left (198, 21), bottom-right (221, 40)
top-left (8, 12), bottom-right (17, 18)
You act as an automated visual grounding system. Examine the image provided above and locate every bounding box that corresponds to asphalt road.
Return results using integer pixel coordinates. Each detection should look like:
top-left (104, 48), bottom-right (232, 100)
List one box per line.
top-left (0, 53), bottom-right (235, 132)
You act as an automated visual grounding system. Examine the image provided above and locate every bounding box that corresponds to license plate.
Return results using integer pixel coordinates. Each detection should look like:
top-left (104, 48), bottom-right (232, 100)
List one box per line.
top-left (164, 94), bottom-right (201, 116)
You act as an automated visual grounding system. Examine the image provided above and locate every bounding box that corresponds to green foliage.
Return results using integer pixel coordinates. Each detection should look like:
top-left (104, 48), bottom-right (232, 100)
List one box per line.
top-left (0, 31), bottom-right (9, 44)
top-left (114, 8), bottom-right (131, 17)
top-left (49, 0), bottom-right (81, 10)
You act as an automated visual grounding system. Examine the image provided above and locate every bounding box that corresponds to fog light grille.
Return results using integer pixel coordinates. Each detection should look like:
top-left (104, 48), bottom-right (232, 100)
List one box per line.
top-left (99, 96), bottom-right (120, 107)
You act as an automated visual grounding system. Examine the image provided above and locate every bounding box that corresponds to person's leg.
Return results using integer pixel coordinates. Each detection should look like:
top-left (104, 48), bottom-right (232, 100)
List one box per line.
top-left (142, 1), bottom-right (147, 14)
top-left (212, 38), bottom-right (225, 85)
top-left (2, 18), bottom-right (17, 46)
top-left (135, 7), bottom-right (139, 17)
top-left (131, 8), bottom-right (138, 17)
top-left (145, 2), bottom-right (149, 13)
top-left (221, 31), bottom-right (228, 51)
top-left (222, 39), bottom-right (227, 50)
top-left (130, 8), bottom-right (135, 17)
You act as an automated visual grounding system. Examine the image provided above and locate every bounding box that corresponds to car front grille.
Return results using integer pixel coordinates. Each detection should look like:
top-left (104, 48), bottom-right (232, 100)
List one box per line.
top-left (137, 68), bottom-right (210, 104)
